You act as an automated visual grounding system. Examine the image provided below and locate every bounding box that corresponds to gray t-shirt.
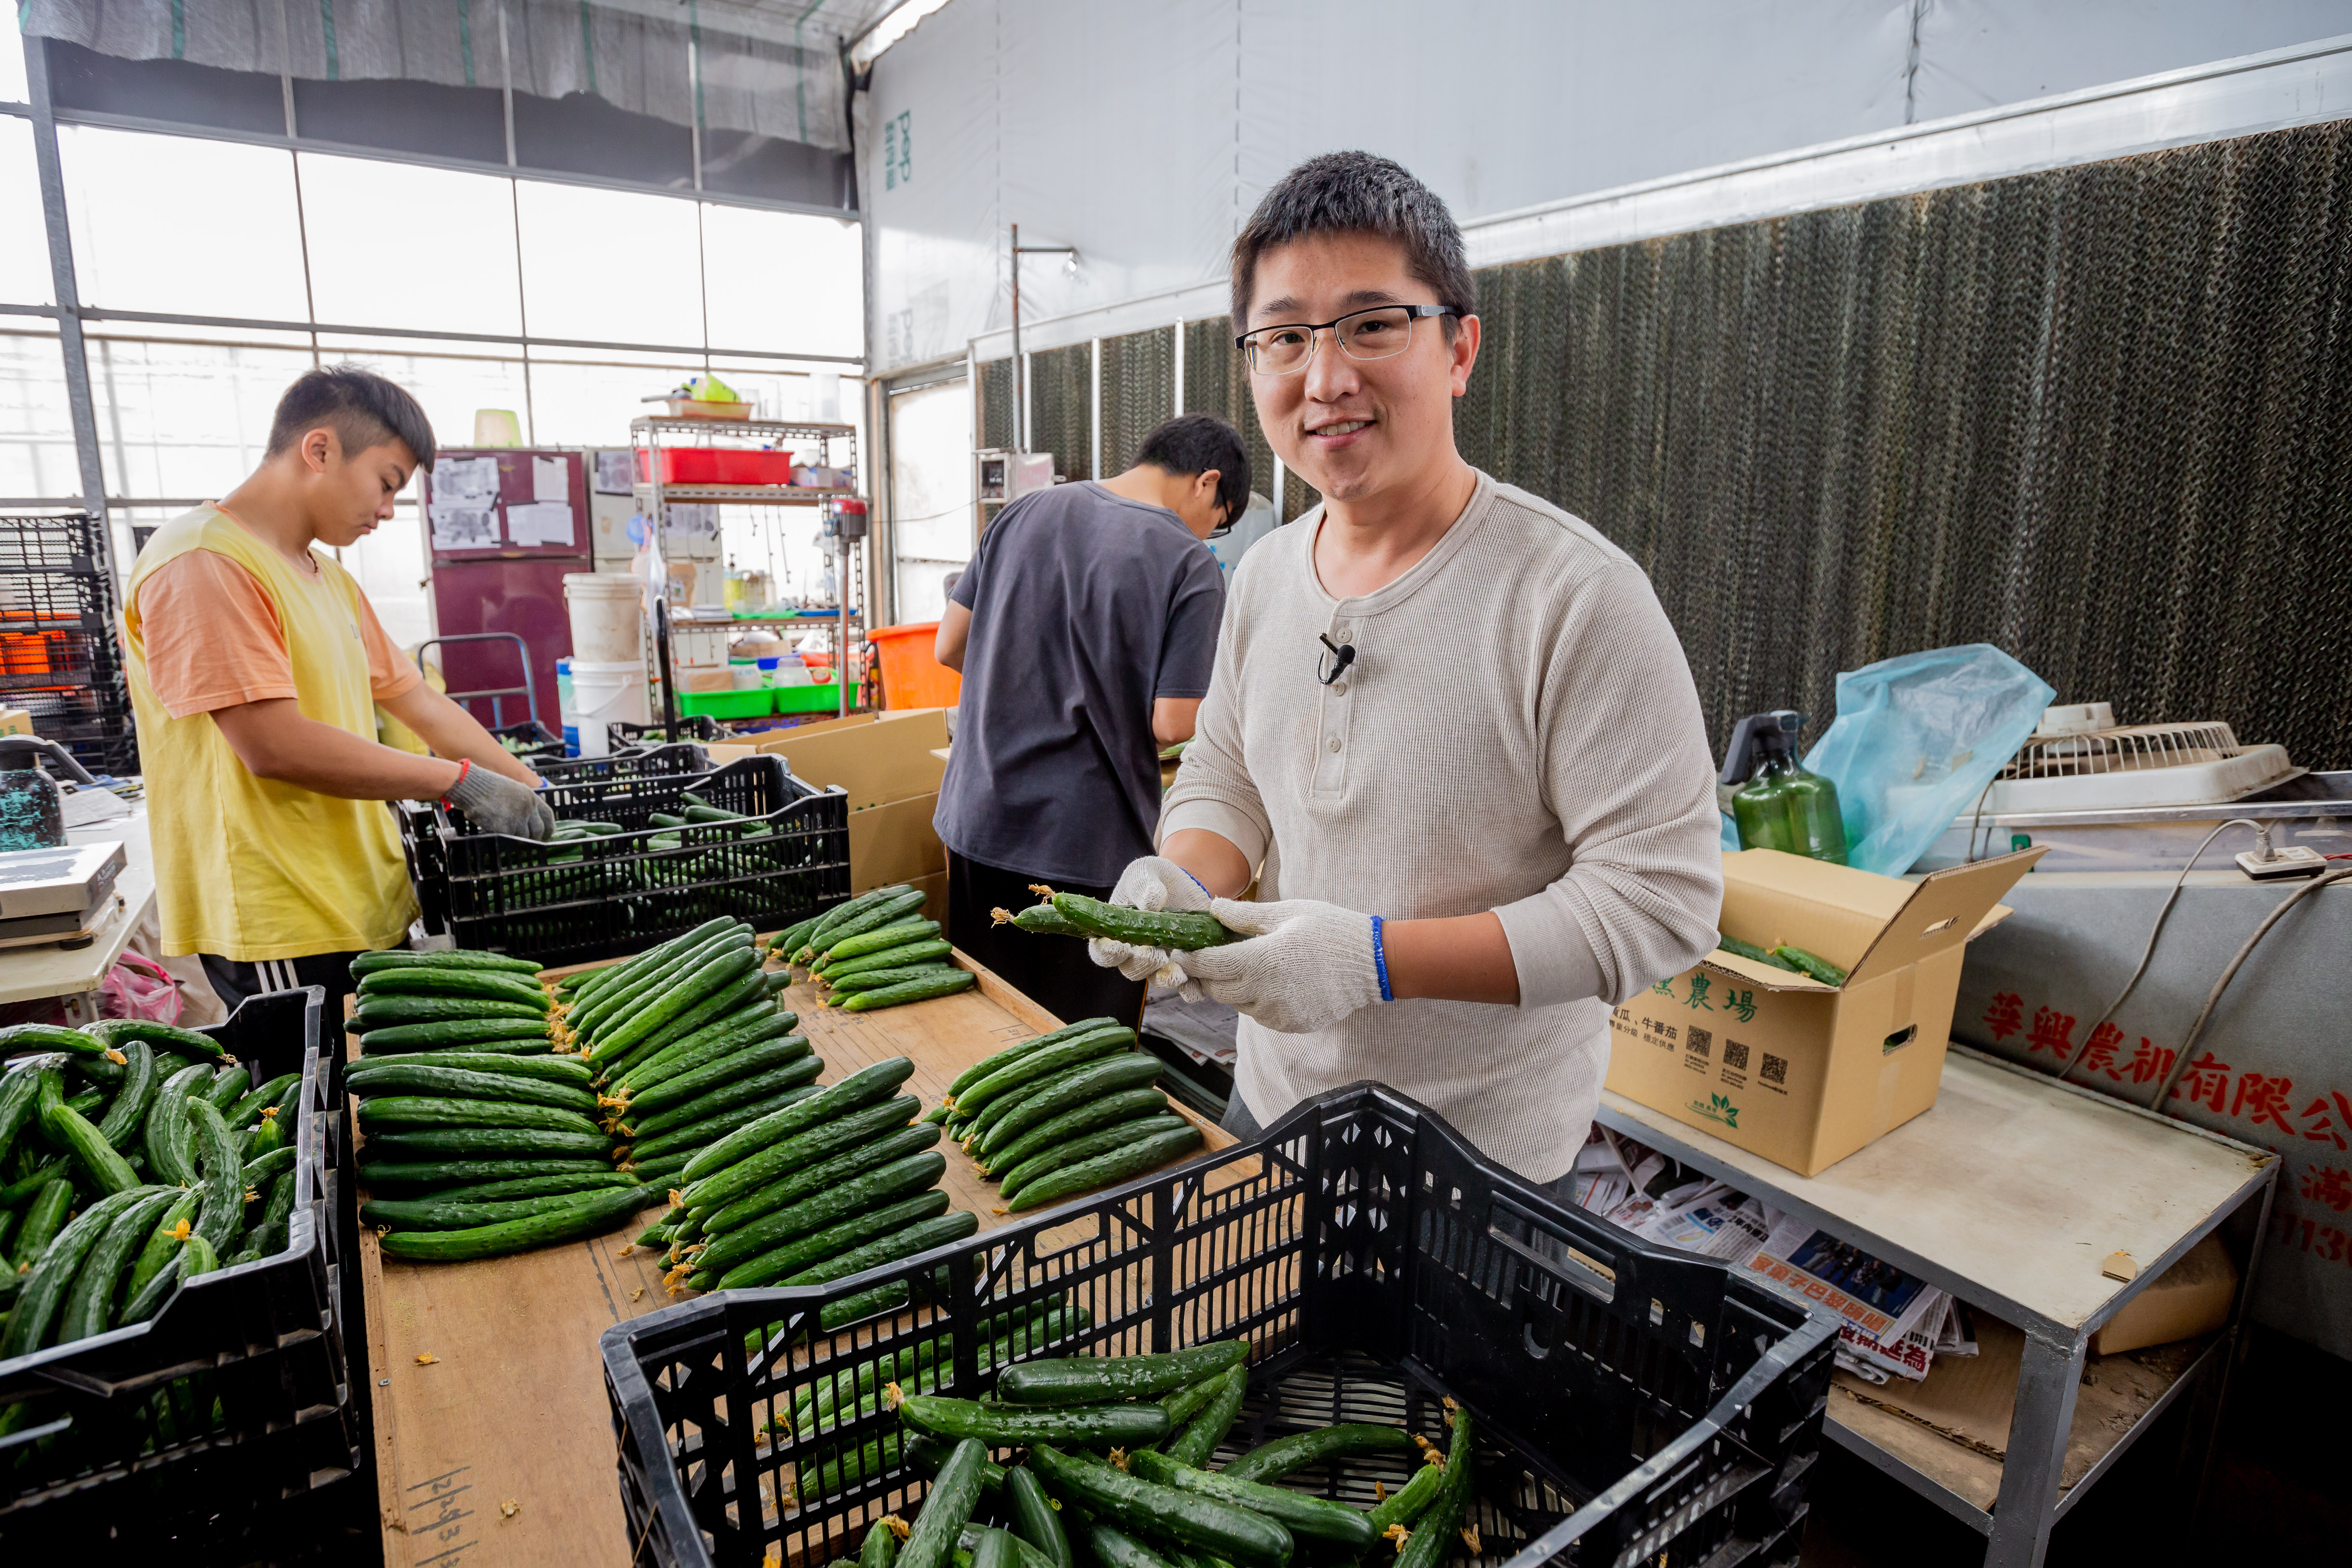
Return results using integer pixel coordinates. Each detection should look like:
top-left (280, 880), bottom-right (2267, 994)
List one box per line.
top-left (935, 481), bottom-right (1225, 885)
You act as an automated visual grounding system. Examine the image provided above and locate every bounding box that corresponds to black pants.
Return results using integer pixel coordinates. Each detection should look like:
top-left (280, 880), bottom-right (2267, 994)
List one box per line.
top-left (200, 949), bottom-right (364, 1022)
top-left (946, 851), bottom-right (1147, 1032)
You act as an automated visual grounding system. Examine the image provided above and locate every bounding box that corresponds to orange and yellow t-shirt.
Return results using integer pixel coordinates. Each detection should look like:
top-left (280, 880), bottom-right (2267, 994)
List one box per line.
top-left (124, 503), bottom-right (423, 960)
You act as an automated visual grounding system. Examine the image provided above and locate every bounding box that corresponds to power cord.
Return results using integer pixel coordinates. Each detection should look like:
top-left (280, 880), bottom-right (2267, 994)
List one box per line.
top-left (2146, 864), bottom-right (2352, 1112)
top-left (2047, 818), bottom-right (2260, 1084)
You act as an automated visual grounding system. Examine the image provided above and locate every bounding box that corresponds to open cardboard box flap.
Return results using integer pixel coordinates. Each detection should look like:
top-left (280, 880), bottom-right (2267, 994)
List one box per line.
top-left (1714, 846), bottom-right (2043, 990)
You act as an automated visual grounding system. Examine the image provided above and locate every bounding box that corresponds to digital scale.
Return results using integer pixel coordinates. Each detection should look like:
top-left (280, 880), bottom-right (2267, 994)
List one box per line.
top-left (0, 840), bottom-right (128, 949)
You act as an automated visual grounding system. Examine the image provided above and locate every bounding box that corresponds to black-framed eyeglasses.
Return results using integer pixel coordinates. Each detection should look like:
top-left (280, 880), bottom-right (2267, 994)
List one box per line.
top-left (1235, 304), bottom-right (1459, 375)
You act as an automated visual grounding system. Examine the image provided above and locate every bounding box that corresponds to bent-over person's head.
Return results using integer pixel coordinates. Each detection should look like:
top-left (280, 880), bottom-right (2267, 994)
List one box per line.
top-left (1129, 412), bottom-right (1251, 539)
top-left (263, 365), bottom-right (437, 548)
top-left (1229, 152), bottom-right (1479, 511)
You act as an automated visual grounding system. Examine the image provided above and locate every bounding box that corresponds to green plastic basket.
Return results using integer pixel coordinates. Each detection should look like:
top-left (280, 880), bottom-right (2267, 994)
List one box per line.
top-left (775, 680), bottom-right (853, 715)
top-left (678, 687), bottom-right (774, 718)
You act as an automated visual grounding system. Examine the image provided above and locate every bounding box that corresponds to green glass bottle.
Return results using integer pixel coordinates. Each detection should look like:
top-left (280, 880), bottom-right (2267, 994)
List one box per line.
top-left (1731, 713), bottom-right (1849, 865)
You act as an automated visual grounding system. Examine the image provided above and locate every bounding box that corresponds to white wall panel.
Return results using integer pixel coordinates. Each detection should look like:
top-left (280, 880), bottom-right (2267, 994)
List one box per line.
top-left (864, 0), bottom-right (1002, 370)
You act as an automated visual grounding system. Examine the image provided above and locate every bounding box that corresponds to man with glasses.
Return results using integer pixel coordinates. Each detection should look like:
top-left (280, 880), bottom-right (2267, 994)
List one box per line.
top-left (935, 413), bottom-right (1250, 1029)
top-left (1092, 153), bottom-right (1722, 1191)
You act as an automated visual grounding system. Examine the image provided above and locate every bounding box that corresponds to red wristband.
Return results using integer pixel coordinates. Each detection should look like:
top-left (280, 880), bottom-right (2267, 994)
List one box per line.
top-left (442, 757), bottom-right (472, 806)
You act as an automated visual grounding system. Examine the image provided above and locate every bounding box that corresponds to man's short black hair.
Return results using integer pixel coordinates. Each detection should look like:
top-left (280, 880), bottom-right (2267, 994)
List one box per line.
top-left (1229, 151), bottom-right (1475, 333)
top-left (266, 364), bottom-right (437, 472)
top-left (1134, 413), bottom-right (1250, 522)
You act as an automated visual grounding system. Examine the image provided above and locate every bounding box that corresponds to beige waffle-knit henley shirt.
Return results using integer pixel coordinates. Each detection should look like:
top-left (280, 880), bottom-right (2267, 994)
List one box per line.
top-left (1159, 470), bottom-right (1723, 1182)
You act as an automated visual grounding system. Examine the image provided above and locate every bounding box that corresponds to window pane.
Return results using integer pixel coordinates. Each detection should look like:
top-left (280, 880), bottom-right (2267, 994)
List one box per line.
top-left (87, 337), bottom-right (314, 501)
top-left (300, 153), bottom-right (522, 337)
top-left (888, 376), bottom-right (972, 623)
top-left (60, 127), bottom-right (308, 323)
top-left (0, 327), bottom-right (74, 499)
top-left (514, 179), bottom-right (704, 349)
top-left (0, 21), bottom-right (27, 103)
top-left (0, 120), bottom-right (52, 306)
top-left (701, 204), bottom-right (862, 360)
top-left (307, 337), bottom-right (536, 454)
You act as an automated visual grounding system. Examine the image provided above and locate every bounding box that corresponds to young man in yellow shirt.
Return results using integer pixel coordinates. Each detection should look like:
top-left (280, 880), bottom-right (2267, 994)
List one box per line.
top-left (123, 366), bottom-right (554, 1014)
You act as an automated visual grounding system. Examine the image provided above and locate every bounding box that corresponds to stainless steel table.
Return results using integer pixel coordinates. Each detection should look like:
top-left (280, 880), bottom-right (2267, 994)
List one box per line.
top-left (1596, 1043), bottom-right (2277, 1568)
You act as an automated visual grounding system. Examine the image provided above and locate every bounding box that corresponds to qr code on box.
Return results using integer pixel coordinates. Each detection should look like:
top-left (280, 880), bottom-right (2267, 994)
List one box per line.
top-left (1685, 1027), bottom-right (1712, 1060)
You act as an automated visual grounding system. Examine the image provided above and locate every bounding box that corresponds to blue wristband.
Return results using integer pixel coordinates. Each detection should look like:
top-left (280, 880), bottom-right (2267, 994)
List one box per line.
top-left (1370, 915), bottom-right (1392, 1002)
top-left (1181, 868), bottom-right (1210, 899)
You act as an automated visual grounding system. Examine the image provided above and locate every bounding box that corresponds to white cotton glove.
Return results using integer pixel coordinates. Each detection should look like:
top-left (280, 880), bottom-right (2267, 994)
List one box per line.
top-left (1170, 897), bottom-right (1387, 1034)
top-left (1086, 855), bottom-right (1214, 982)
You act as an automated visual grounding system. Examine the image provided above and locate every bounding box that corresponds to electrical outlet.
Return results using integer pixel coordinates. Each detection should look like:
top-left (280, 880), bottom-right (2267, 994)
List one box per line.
top-left (2236, 844), bottom-right (2329, 881)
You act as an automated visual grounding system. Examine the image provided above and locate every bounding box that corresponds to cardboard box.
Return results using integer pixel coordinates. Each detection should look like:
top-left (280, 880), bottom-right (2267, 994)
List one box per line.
top-left (2089, 1233), bottom-right (2237, 1356)
top-left (1607, 847), bottom-right (2041, 1176)
top-left (709, 709), bottom-right (954, 894)
top-left (0, 708), bottom-right (29, 737)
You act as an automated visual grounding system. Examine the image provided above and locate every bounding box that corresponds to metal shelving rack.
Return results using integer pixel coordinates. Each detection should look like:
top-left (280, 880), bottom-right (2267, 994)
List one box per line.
top-left (631, 415), bottom-right (866, 722)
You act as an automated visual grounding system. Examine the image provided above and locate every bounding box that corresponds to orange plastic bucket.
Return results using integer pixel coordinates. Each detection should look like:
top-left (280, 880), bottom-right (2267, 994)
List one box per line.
top-left (867, 622), bottom-right (961, 710)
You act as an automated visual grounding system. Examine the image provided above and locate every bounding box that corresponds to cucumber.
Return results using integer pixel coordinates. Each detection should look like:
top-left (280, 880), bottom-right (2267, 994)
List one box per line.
top-left (1003, 903), bottom-right (1086, 938)
top-left (186, 1098), bottom-right (248, 1250)
top-left (181, 1231), bottom-right (220, 1281)
top-left (1049, 894), bottom-right (1237, 952)
top-left (356, 1098), bottom-right (604, 1136)
top-left (782, 1208), bottom-right (976, 1286)
top-left (1, 1185), bottom-right (159, 1356)
top-left (819, 915), bottom-right (941, 966)
top-left (604, 966), bottom-right (772, 1080)
top-left (358, 968), bottom-right (550, 1007)
top-left (1004, 1464), bottom-right (1074, 1568)
top-left (985, 1089), bottom-right (1173, 1178)
top-left (85, 1019), bottom-right (227, 1062)
top-left (225, 1071), bottom-right (301, 1127)
top-left (690, 1152), bottom-right (947, 1280)
top-left (952, 1027), bottom-right (1134, 1116)
top-left (1715, 935), bottom-right (1804, 973)
top-left (946, 1019), bottom-right (1121, 1099)
top-left (122, 1188), bottom-right (204, 1309)
top-left (62, 1085), bottom-right (105, 1118)
top-left (1129, 1450), bottom-right (1376, 1548)
top-left (622, 1033), bottom-right (812, 1120)
top-left (900, 1437), bottom-right (989, 1568)
top-left (840, 972), bottom-right (976, 1011)
top-left (0, 1063), bottom-right (44, 1167)
top-left (822, 940), bottom-right (953, 984)
top-left (1002, 1128), bottom-right (1204, 1213)
top-left (242, 1112), bottom-right (288, 1163)
top-left (707, 1190), bottom-right (952, 1290)
top-left (815, 889), bottom-right (931, 954)
top-left (579, 928), bottom-right (748, 1046)
top-left (1771, 943), bottom-right (1849, 986)
top-left (203, 1065), bottom-right (253, 1111)
top-left (996, 1340), bottom-right (1246, 1407)
top-left (824, 964), bottom-right (966, 996)
top-left (1163, 1362), bottom-right (1247, 1468)
top-left (143, 1062), bottom-right (211, 1187)
top-left (10, 1176), bottom-right (74, 1270)
top-left (1221, 1422), bottom-right (1420, 1485)
top-left (801, 885), bottom-right (916, 960)
top-left (968, 1528), bottom-right (1019, 1568)
top-left (242, 1144), bottom-right (299, 1186)
top-left (376, 1183), bottom-right (653, 1262)
top-left (0, 1022), bottom-right (114, 1064)
top-left (349, 1049), bottom-right (590, 1085)
top-left (1158, 1370), bottom-right (1230, 1430)
top-left (998, 1116), bottom-right (1189, 1201)
top-left (625, 1052), bottom-right (822, 1141)
top-left (860, 1512), bottom-right (902, 1568)
top-left (1082, 1524), bottom-right (1179, 1568)
top-left (94, 1040), bottom-right (158, 1149)
top-left (613, 1007), bottom-right (799, 1098)
top-left (358, 1018), bottom-right (551, 1054)
top-left (1026, 1443), bottom-right (1290, 1568)
top-left (430, 1170), bottom-right (641, 1204)
top-left (234, 1167), bottom-right (299, 1261)
top-left (681, 1093), bottom-right (921, 1214)
top-left (896, 1399), bottom-right (1169, 1450)
top-left (628, 1154), bottom-right (692, 1189)
top-left (592, 944), bottom-right (760, 1063)
top-left (987, 1057), bottom-right (1165, 1156)
top-left (680, 1056), bottom-right (917, 1185)
top-left (345, 1065), bottom-right (597, 1112)
top-left (347, 996), bottom-right (548, 1033)
top-left (46, 1099), bottom-right (138, 1194)
top-left (350, 949), bottom-right (543, 977)
top-left (624, 1083), bottom-right (826, 1164)
top-left (701, 1122), bottom-right (942, 1236)
top-left (120, 1247), bottom-right (186, 1325)
top-left (361, 1191), bottom-right (615, 1230)
top-left (1394, 1406), bottom-right (1475, 1568)
top-left (363, 1127), bottom-right (614, 1161)
top-left (575, 917), bottom-right (734, 1007)
top-left (1365, 1452), bottom-right (1447, 1534)
top-left (769, 913), bottom-right (822, 960)
top-left (359, 1156), bottom-right (614, 1189)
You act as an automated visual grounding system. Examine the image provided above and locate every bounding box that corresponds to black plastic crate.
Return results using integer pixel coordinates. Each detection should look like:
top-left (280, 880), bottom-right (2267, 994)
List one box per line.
top-left (0, 513), bottom-right (109, 577)
top-left (539, 744), bottom-right (716, 786)
top-left (491, 717), bottom-right (569, 763)
top-left (393, 799), bottom-right (450, 936)
top-left (612, 716), bottom-right (730, 749)
top-left (603, 1084), bottom-right (1837, 1568)
top-left (0, 988), bottom-right (358, 1549)
top-left (435, 755), bottom-right (850, 966)
top-left (0, 567), bottom-right (114, 637)
top-left (0, 627), bottom-right (124, 693)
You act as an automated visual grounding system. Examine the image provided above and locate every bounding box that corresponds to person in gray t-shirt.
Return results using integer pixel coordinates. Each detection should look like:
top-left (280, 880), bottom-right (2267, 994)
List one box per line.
top-left (934, 414), bottom-right (1250, 1028)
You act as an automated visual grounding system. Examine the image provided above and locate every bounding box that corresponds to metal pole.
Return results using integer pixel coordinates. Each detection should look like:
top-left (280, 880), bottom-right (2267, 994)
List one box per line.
top-left (1009, 223), bottom-right (1023, 452)
top-left (1172, 319), bottom-right (1184, 419)
top-left (1089, 337), bottom-right (1102, 481)
top-left (23, 38), bottom-right (112, 582)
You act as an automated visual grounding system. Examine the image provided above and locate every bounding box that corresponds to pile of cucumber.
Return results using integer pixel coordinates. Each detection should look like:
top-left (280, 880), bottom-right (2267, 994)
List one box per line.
top-left (347, 948), bottom-right (558, 1056)
top-left (1715, 936), bottom-right (1848, 984)
top-left (929, 1021), bottom-right (1202, 1215)
top-left (637, 1055), bottom-right (977, 1309)
top-left (777, 885), bottom-right (978, 1013)
top-left (0, 1020), bottom-right (303, 1359)
top-left (834, 1345), bottom-right (1479, 1568)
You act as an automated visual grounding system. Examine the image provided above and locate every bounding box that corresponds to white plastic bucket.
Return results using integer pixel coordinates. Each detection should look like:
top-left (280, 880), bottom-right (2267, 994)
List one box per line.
top-left (566, 659), bottom-right (649, 759)
top-left (564, 573), bottom-right (643, 664)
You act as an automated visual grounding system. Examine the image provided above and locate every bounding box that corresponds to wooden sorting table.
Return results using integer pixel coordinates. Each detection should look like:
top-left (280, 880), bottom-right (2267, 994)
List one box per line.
top-left (359, 946), bottom-right (1230, 1568)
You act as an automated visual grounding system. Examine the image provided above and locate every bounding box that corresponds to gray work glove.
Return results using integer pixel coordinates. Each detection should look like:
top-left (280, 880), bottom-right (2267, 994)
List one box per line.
top-left (446, 760), bottom-right (556, 841)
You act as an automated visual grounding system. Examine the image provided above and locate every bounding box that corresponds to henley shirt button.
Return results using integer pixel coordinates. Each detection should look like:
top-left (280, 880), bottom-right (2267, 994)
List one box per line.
top-left (1327, 737), bottom-right (1342, 753)
top-left (1330, 681), bottom-right (1348, 697)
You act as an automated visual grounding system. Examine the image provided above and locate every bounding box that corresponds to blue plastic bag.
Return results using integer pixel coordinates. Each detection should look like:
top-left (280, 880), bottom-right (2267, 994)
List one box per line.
top-left (1799, 644), bottom-right (2055, 876)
